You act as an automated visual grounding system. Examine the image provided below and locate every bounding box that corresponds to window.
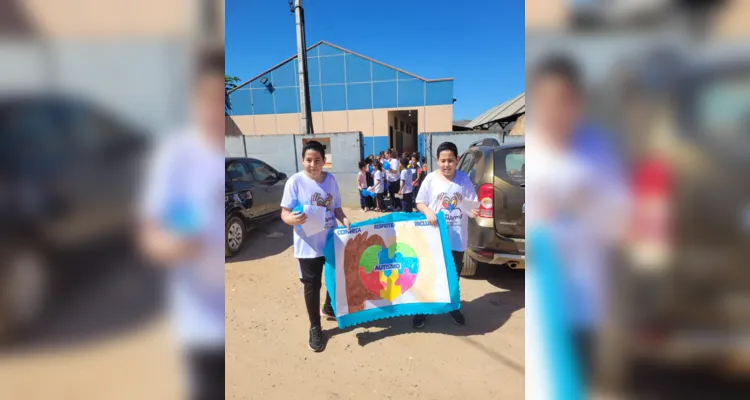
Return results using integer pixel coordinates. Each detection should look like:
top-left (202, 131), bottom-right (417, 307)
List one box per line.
top-left (495, 147), bottom-right (525, 186)
top-left (400, 121), bottom-right (404, 132)
top-left (394, 117), bottom-right (398, 128)
top-left (458, 151), bottom-right (481, 183)
top-left (248, 160), bottom-right (277, 181)
top-left (226, 161), bottom-right (254, 182)
top-left (695, 73), bottom-right (750, 141)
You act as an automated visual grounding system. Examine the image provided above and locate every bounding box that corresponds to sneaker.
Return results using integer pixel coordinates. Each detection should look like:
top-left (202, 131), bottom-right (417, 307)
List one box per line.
top-left (320, 307), bottom-right (336, 321)
top-left (309, 325), bottom-right (324, 352)
top-left (361, 208), bottom-right (366, 212)
top-left (449, 310), bottom-right (466, 326)
top-left (412, 315), bottom-right (427, 329)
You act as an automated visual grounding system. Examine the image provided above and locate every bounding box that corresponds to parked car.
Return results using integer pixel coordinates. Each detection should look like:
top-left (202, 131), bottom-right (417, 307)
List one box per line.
top-left (605, 48), bottom-right (750, 387)
top-left (457, 139), bottom-right (525, 276)
top-left (225, 157), bottom-right (288, 256)
top-left (0, 95), bottom-right (148, 342)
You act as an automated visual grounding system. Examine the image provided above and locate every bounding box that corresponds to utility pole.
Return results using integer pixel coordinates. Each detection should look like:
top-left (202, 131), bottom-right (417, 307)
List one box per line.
top-left (291, 0), bottom-right (314, 134)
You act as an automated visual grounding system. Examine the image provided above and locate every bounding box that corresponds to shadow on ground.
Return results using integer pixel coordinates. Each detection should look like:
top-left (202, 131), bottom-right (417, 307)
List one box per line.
top-left (322, 264), bottom-right (526, 373)
top-left (227, 213), bottom-right (293, 263)
top-left (1, 238), bottom-right (164, 354)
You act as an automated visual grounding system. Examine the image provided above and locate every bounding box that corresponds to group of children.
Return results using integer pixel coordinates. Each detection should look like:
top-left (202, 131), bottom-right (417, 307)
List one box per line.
top-left (281, 140), bottom-right (478, 352)
top-left (357, 150), bottom-right (426, 214)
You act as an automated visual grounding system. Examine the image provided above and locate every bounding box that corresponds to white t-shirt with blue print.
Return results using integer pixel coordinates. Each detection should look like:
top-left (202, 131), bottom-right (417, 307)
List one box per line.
top-left (415, 171), bottom-right (478, 252)
top-left (280, 172), bottom-right (342, 260)
top-left (140, 129), bottom-right (225, 349)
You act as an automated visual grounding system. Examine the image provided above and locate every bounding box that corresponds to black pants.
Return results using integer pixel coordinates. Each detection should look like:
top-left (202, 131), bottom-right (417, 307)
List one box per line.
top-left (187, 346), bottom-right (225, 400)
top-left (401, 192), bottom-right (414, 213)
top-left (376, 192), bottom-right (387, 211)
top-left (359, 193), bottom-right (367, 209)
top-left (452, 251), bottom-right (465, 275)
top-left (298, 257), bottom-right (332, 327)
top-left (574, 329), bottom-right (594, 385)
top-left (388, 181), bottom-right (401, 209)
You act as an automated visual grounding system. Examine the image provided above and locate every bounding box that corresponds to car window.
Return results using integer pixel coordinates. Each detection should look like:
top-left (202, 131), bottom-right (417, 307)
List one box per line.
top-left (458, 150), bottom-right (482, 184)
top-left (495, 147), bottom-right (525, 186)
top-left (695, 73), bottom-right (750, 141)
top-left (248, 160), bottom-right (277, 181)
top-left (226, 161), bottom-right (254, 182)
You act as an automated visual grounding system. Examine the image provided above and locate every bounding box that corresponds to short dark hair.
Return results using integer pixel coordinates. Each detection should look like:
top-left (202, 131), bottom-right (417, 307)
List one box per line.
top-left (197, 45), bottom-right (225, 79)
top-left (358, 160), bottom-right (367, 169)
top-left (410, 152), bottom-right (418, 159)
top-left (372, 160), bottom-right (382, 171)
top-left (301, 140), bottom-right (326, 159)
top-left (364, 158), bottom-right (372, 165)
top-left (530, 54), bottom-right (582, 92)
top-left (436, 142), bottom-right (458, 159)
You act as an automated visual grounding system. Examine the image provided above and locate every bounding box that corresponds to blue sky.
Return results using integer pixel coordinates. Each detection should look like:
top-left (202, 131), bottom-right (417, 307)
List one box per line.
top-left (225, 0), bottom-right (525, 120)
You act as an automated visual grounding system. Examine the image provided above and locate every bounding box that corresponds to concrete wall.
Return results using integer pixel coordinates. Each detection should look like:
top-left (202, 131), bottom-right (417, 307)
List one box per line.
top-left (224, 136), bottom-right (246, 157)
top-left (229, 105), bottom-right (451, 136)
top-left (226, 132), bottom-right (364, 208)
top-left (244, 135), bottom-right (300, 179)
top-left (228, 104), bottom-right (452, 158)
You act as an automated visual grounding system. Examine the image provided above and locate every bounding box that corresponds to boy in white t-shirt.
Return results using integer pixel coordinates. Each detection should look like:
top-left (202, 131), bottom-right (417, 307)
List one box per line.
top-left (398, 156), bottom-right (414, 212)
top-left (384, 150), bottom-right (401, 210)
top-left (413, 142), bottom-right (479, 329)
top-left (280, 140), bottom-right (351, 352)
top-left (370, 160), bottom-right (387, 212)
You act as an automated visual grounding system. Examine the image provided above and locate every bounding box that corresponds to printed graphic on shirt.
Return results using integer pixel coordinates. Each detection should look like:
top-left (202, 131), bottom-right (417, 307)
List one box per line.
top-left (312, 192), bottom-right (337, 229)
top-left (438, 192), bottom-right (463, 226)
top-left (311, 192), bottom-right (333, 211)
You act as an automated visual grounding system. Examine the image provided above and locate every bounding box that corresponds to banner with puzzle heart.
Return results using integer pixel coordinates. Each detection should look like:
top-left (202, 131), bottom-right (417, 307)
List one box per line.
top-left (323, 212), bottom-right (460, 329)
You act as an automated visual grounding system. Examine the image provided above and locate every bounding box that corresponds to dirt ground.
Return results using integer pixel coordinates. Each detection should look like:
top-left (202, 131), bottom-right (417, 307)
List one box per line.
top-left (227, 207), bottom-right (526, 400)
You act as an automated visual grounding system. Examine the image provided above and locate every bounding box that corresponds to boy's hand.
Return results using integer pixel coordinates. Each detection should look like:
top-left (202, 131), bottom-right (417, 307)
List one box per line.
top-left (342, 217), bottom-right (352, 231)
top-left (423, 209), bottom-right (439, 227)
top-left (470, 209), bottom-right (480, 219)
top-left (289, 211), bottom-right (307, 226)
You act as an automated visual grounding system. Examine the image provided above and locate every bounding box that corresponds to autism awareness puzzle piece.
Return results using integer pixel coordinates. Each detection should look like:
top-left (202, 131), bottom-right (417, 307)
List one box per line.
top-left (358, 242), bottom-right (419, 301)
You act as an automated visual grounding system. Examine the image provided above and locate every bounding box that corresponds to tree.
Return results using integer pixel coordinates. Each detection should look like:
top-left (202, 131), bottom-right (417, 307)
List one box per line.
top-left (225, 75), bottom-right (241, 116)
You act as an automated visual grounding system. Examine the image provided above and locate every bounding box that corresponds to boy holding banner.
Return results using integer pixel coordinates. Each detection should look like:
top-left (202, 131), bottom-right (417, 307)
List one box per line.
top-left (412, 142), bottom-right (480, 329)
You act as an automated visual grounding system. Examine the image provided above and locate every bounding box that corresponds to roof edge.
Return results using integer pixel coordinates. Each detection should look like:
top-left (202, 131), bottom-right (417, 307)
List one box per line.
top-left (228, 40), bottom-right (452, 95)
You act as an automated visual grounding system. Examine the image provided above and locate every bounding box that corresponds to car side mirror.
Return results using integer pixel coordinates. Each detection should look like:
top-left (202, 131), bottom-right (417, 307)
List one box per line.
top-left (277, 172), bottom-right (287, 180)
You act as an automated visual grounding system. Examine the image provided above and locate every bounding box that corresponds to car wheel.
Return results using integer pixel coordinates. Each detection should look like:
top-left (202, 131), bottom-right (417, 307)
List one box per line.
top-left (460, 252), bottom-right (478, 277)
top-left (225, 216), bottom-right (245, 257)
top-left (0, 247), bottom-right (48, 343)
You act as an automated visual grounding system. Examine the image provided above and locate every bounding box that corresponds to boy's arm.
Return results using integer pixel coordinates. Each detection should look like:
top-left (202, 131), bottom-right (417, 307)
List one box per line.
top-left (332, 178), bottom-right (350, 229)
top-left (138, 144), bottom-right (201, 266)
top-left (334, 207), bottom-right (351, 230)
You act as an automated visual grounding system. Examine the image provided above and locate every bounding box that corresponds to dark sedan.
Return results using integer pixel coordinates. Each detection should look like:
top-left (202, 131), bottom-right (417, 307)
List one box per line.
top-left (225, 157), bottom-right (288, 256)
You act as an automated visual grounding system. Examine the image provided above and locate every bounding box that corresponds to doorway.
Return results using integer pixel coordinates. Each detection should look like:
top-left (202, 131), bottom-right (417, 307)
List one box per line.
top-left (387, 109), bottom-right (419, 155)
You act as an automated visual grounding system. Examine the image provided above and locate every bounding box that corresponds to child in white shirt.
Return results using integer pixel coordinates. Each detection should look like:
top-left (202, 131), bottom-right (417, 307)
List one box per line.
top-left (413, 142), bottom-right (479, 329)
top-left (399, 156), bottom-right (414, 212)
top-left (280, 140), bottom-right (351, 352)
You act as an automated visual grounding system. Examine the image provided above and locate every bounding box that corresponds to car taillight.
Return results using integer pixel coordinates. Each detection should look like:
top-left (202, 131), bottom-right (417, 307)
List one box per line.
top-left (478, 183), bottom-right (494, 218)
top-left (631, 156), bottom-right (674, 271)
